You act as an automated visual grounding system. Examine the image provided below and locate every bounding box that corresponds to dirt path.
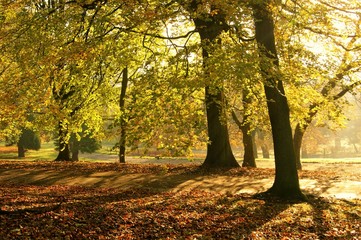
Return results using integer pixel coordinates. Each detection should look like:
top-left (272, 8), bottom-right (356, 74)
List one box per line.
top-left (0, 159), bottom-right (360, 199)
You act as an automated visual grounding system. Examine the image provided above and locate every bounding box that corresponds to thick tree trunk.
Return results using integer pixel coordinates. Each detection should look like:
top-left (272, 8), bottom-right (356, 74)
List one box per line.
top-left (202, 87), bottom-right (239, 168)
top-left (191, 6), bottom-right (239, 169)
top-left (55, 142), bottom-right (71, 161)
top-left (71, 148), bottom-right (79, 161)
top-left (119, 67), bottom-right (129, 163)
top-left (17, 143), bottom-right (25, 158)
top-left (252, 132), bottom-right (258, 159)
top-left (231, 110), bottom-right (256, 167)
top-left (71, 138), bottom-right (80, 161)
top-left (55, 122), bottom-right (71, 161)
top-left (253, 2), bottom-right (305, 200)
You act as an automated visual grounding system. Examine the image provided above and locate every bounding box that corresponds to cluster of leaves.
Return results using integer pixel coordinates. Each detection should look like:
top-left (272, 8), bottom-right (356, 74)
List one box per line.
top-left (0, 183), bottom-right (360, 239)
top-left (2, 0), bottom-right (361, 162)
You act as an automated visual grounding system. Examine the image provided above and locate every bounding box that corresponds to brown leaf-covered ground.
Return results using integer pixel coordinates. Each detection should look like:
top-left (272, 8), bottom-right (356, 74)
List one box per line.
top-left (0, 159), bottom-right (360, 239)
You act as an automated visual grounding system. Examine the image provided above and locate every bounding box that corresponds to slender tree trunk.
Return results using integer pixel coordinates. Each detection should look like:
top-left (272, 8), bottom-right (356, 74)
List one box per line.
top-left (119, 67), bottom-right (129, 163)
top-left (334, 137), bottom-right (341, 154)
top-left (55, 122), bottom-right (71, 161)
top-left (257, 129), bottom-right (270, 158)
top-left (353, 143), bottom-right (359, 153)
top-left (190, 5), bottom-right (238, 169)
top-left (253, 2), bottom-right (305, 200)
top-left (242, 127), bottom-right (256, 167)
top-left (261, 145), bottom-right (270, 159)
top-left (293, 123), bottom-right (306, 170)
top-left (293, 115), bottom-right (314, 169)
top-left (17, 143), bottom-right (25, 158)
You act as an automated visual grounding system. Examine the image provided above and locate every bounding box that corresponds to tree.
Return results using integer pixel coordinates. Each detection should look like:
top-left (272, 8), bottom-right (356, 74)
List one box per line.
top-left (23, 1), bottom-right (135, 161)
top-left (69, 130), bottom-right (102, 161)
top-left (180, 0), bottom-right (239, 168)
top-left (17, 130), bottom-right (40, 158)
top-left (231, 89), bottom-right (256, 168)
top-left (277, 0), bottom-right (361, 169)
top-left (252, 0), bottom-right (304, 199)
top-left (118, 67), bottom-right (128, 163)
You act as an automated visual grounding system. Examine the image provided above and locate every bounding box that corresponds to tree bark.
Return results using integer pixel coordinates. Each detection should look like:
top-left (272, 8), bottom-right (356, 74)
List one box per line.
top-left (55, 122), bottom-right (71, 161)
top-left (17, 143), bottom-right (25, 158)
top-left (191, 6), bottom-right (239, 169)
top-left (293, 123), bottom-right (305, 170)
top-left (202, 87), bottom-right (239, 168)
top-left (257, 129), bottom-right (270, 158)
top-left (252, 131), bottom-right (258, 159)
top-left (293, 114), bottom-right (314, 169)
top-left (55, 141), bottom-right (71, 161)
top-left (242, 127), bottom-right (256, 167)
top-left (253, 2), bottom-right (305, 200)
top-left (119, 67), bottom-right (129, 163)
top-left (232, 110), bottom-right (256, 167)
top-left (71, 138), bottom-right (80, 161)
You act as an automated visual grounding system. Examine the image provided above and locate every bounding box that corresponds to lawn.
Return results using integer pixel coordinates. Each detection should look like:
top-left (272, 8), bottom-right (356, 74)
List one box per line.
top-left (0, 146), bottom-right (360, 239)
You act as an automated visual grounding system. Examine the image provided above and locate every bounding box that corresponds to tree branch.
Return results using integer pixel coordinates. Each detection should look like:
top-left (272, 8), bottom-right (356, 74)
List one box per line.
top-left (333, 80), bottom-right (361, 100)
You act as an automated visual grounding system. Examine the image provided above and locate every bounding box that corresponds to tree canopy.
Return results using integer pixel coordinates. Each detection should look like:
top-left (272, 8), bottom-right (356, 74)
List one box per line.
top-left (1, 0), bottom-right (361, 199)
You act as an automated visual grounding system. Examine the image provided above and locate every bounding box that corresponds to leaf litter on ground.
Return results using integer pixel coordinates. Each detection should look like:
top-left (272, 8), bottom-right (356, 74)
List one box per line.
top-left (0, 161), bottom-right (360, 239)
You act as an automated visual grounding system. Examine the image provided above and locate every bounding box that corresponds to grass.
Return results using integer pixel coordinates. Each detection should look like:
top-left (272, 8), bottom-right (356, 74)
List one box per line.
top-left (2, 143), bottom-right (361, 165)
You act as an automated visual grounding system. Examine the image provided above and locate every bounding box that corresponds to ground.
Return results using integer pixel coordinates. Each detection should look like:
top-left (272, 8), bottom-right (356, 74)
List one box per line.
top-left (0, 148), bottom-right (360, 239)
top-left (0, 159), bottom-right (360, 199)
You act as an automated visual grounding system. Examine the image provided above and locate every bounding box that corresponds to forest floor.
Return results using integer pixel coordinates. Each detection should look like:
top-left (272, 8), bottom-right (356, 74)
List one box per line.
top-left (0, 148), bottom-right (360, 239)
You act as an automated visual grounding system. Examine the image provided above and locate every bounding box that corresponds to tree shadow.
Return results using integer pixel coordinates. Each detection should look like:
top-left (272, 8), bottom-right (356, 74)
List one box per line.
top-left (1, 169), bottom-right (360, 238)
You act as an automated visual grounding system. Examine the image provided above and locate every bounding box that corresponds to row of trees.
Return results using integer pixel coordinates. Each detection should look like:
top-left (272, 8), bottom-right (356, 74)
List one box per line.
top-left (1, 0), bottom-right (361, 199)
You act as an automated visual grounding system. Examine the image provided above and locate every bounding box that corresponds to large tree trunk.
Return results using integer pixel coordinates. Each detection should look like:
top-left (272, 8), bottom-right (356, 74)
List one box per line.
top-left (119, 67), bottom-right (129, 163)
top-left (190, 3), bottom-right (239, 169)
top-left (240, 88), bottom-right (256, 167)
top-left (253, 1), bottom-right (305, 200)
top-left (203, 87), bottom-right (239, 168)
top-left (232, 110), bottom-right (256, 168)
top-left (55, 122), bottom-right (71, 161)
top-left (252, 132), bottom-right (258, 159)
top-left (17, 143), bottom-right (25, 158)
top-left (71, 138), bottom-right (80, 161)
top-left (55, 142), bottom-right (71, 161)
